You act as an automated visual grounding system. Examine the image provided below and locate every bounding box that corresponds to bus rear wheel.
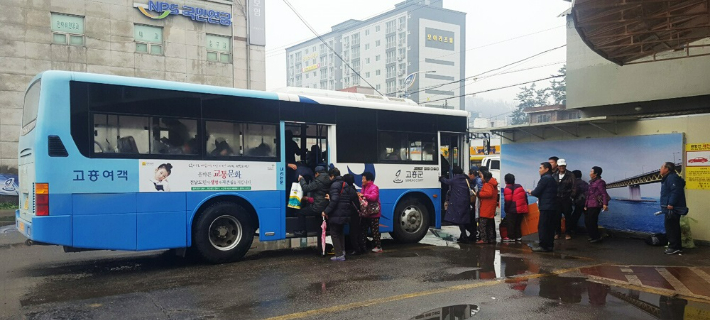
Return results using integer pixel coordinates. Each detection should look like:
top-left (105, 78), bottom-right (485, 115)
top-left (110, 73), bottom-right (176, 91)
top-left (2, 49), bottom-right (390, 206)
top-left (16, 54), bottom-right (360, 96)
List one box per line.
top-left (391, 198), bottom-right (430, 243)
top-left (193, 202), bottom-right (254, 264)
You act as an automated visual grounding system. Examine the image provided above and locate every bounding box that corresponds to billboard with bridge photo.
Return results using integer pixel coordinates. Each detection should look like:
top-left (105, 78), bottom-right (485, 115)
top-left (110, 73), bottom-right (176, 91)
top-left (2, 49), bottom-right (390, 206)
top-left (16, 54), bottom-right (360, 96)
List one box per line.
top-left (501, 133), bottom-right (683, 234)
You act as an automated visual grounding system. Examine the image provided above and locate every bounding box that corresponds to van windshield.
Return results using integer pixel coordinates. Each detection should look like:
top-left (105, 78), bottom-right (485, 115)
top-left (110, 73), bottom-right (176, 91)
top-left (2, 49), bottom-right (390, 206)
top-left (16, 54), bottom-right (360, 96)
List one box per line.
top-left (22, 81), bottom-right (41, 134)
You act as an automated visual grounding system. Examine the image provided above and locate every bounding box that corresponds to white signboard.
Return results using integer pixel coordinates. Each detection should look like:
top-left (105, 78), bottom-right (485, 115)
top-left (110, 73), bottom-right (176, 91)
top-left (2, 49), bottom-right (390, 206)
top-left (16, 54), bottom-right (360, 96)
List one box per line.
top-left (139, 160), bottom-right (276, 192)
top-left (248, 0), bottom-right (266, 46)
top-left (335, 163), bottom-right (440, 189)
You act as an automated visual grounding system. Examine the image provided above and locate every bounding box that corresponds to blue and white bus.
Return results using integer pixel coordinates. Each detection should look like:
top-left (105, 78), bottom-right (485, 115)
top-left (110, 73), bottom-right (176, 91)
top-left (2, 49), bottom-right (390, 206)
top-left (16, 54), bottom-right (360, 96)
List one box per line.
top-left (16, 71), bottom-right (469, 263)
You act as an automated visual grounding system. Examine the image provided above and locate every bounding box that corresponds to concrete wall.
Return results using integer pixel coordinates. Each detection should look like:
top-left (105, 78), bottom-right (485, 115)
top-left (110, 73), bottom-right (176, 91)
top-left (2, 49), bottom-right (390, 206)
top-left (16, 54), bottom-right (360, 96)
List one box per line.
top-left (566, 15), bottom-right (710, 110)
top-left (0, 0), bottom-right (265, 173)
top-left (504, 113), bottom-right (710, 242)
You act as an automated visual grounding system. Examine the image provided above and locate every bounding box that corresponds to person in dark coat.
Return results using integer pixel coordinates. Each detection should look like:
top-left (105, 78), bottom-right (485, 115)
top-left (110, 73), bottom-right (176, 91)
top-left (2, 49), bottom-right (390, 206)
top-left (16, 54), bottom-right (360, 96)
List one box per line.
top-left (660, 162), bottom-right (686, 255)
top-left (439, 166), bottom-right (471, 241)
top-left (569, 170), bottom-right (588, 237)
top-left (584, 166), bottom-right (609, 243)
top-left (553, 159), bottom-right (576, 240)
top-left (322, 168), bottom-right (359, 261)
top-left (295, 165), bottom-right (330, 237)
top-left (528, 162), bottom-right (558, 252)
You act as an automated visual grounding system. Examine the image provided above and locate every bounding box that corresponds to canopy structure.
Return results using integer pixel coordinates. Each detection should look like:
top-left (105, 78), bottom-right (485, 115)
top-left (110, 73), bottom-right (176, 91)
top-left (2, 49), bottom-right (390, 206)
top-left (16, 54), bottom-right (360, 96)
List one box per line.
top-left (572, 0), bottom-right (710, 65)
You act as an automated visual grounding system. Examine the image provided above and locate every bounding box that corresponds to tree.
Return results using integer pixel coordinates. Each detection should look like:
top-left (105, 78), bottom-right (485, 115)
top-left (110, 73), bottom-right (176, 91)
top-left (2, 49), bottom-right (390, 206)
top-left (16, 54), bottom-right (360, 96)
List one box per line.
top-left (509, 65), bottom-right (567, 125)
top-left (510, 83), bottom-right (551, 125)
top-left (550, 65), bottom-right (566, 105)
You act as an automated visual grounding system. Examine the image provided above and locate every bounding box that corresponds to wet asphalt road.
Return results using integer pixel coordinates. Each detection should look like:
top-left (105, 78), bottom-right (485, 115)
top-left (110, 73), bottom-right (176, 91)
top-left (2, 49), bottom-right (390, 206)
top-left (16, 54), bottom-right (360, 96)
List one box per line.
top-left (2, 225), bottom-right (710, 320)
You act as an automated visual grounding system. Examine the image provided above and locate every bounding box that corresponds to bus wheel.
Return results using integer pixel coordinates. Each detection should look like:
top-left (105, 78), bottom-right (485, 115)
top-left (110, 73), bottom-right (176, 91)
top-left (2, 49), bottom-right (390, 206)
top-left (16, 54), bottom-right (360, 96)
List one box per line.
top-left (193, 202), bottom-right (254, 264)
top-left (391, 198), bottom-right (430, 243)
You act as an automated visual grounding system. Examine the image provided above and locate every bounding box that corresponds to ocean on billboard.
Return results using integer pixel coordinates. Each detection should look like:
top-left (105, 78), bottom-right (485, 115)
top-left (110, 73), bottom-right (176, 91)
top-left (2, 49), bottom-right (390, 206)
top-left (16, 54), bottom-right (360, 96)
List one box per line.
top-left (501, 133), bottom-right (683, 234)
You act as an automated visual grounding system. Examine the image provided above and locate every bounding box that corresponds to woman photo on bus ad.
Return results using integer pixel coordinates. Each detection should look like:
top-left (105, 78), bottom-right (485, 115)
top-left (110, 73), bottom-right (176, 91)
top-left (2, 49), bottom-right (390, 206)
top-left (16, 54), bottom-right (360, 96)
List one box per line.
top-left (150, 163), bottom-right (173, 192)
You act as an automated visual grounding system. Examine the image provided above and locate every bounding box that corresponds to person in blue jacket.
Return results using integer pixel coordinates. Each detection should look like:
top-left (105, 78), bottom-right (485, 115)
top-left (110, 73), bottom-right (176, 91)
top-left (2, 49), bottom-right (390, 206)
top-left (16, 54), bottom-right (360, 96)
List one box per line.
top-left (527, 162), bottom-right (558, 252)
top-left (660, 162), bottom-right (687, 255)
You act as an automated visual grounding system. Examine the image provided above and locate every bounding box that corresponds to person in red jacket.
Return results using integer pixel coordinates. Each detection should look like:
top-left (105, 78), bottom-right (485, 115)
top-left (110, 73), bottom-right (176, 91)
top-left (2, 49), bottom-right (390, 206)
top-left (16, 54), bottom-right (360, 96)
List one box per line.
top-left (503, 174), bottom-right (528, 242)
top-left (477, 171), bottom-right (499, 244)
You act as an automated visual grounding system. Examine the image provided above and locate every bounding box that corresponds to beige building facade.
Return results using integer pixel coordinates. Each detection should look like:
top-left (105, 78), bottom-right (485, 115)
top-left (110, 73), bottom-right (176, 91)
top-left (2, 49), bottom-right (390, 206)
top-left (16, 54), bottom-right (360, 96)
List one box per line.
top-left (0, 0), bottom-right (265, 176)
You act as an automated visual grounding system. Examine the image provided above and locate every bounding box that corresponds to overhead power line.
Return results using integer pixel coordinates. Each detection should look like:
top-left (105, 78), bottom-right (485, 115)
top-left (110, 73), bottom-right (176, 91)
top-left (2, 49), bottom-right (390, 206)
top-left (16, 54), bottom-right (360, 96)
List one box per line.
top-left (282, 0), bottom-right (383, 95)
top-left (408, 44), bottom-right (567, 96)
top-left (425, 74), bottom-right (564, 104)
top-left (425, 61), bottom-right (566, 101)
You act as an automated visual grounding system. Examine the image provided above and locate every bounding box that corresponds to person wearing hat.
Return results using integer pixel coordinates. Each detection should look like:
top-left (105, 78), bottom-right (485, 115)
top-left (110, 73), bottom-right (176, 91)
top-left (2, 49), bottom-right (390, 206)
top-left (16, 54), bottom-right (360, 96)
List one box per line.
top-left (553, 158), bottom-right (576, 240)
top-left (295, 165), bottom-right (331, 237)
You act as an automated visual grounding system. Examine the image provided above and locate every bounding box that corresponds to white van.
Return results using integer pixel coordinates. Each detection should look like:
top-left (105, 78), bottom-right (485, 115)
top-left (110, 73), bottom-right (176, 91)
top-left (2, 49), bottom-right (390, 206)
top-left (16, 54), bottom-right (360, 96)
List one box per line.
top-left (481, 156), bottom-right (501, 183)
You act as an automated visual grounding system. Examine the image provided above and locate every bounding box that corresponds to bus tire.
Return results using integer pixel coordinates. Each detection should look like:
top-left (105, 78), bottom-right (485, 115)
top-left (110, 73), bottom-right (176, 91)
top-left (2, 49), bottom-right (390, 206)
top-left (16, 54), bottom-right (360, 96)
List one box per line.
top-left (391, 198), bottom-right (430, 243)
top-left (192, 202), bottom-right (254, 264)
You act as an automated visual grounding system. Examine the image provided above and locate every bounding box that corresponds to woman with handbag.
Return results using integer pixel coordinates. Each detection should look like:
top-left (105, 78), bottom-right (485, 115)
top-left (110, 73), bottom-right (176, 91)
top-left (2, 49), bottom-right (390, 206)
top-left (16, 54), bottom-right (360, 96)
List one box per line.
top-left (584, 166), bottom-right (610, 243)
top-left (439, 166), bottom-right (472, 243)
top-left (359, 172), bottom-right (383, 253)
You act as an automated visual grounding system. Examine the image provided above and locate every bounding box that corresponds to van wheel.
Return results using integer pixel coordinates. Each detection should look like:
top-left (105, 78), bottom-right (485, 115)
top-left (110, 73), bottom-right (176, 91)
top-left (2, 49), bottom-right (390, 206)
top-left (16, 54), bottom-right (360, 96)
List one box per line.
top-left (193, 202), bottom-right (254, 264)
top-left (391, 198), bottom-right (430, 243)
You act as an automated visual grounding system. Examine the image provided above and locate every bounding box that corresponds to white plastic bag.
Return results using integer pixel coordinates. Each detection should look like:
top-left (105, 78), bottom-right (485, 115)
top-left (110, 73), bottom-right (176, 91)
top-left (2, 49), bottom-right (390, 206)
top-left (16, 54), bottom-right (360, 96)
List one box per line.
top-left (287, 182), bottom-right (303, 209)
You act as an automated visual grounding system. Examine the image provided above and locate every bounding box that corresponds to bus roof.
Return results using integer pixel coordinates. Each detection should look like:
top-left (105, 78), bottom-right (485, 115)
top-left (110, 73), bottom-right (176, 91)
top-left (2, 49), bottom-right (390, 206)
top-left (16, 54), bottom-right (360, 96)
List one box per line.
top-left (37, 71), bottom-right (468, 118)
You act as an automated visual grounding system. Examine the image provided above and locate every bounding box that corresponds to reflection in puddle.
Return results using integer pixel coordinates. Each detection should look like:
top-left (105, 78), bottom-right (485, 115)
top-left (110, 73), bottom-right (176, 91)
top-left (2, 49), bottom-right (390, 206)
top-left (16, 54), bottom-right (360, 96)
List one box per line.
top-left (411, 304), bottom-right (480, 320)
top-left (425, 245), bottom-right (539, 282)
top-left (522, 275), bottom-right (710, 319)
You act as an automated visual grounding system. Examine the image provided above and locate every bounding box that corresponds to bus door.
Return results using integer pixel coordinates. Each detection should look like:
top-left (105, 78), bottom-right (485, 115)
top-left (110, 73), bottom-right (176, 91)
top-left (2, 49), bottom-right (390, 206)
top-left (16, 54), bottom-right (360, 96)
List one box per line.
top-left (284, 122), bottom-right (332, 237)
top-left (439, 132), bottom-right (468, 221)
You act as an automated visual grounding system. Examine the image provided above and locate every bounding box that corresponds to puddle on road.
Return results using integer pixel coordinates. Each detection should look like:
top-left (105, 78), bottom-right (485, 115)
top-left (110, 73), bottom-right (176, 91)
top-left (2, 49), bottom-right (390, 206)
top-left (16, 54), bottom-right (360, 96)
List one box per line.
top-left (520, 274), bottom-right (710, 319)
top-left (411, 304), bottom-right (480, 319)
top-left (0, 225), bottom-right (17, 234)
top-left (307, 274), bottom-right (395, 294)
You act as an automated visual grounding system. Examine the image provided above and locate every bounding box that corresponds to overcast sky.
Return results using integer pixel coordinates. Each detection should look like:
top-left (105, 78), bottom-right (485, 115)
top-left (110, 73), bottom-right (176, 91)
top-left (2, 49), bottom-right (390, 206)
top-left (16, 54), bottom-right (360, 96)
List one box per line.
top-left (264, 0), bottom-right (571, 105)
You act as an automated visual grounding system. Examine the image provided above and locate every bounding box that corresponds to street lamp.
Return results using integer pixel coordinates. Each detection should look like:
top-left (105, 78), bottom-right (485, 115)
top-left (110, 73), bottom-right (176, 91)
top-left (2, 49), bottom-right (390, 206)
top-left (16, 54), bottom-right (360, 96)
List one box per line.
top-left (400, 70), bottom-right (436, 100)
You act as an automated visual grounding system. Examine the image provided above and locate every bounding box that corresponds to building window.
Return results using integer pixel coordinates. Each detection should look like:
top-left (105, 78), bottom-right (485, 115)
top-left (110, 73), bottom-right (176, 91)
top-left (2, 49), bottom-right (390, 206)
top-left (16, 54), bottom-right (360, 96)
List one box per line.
top-left (51, 13), bottom-right (84, 46)
top-left (386, 20), bottom-right (396, 33)
top-left (366, 58), bottom-right (370, 63)
top-left (134, 24), bottom-right (163, 55)
top-left (365, 72), bottom-right (370, 77)
top-left (206, 34), bottom-right (231, 63)
top-left (375, 55), bottom-right (380, 61)
top-left (376, 84), bottom-right (381, 90)
top-left (365, 43), bottom-right (370, 50)
top-left (536, 114), bottom-right (551, 123)
top-left (376, 40), bottom-right (381, 47)
top-left (365, 29), bottom-right (370, 36)
top-left (376, 25), bottom-right (380, 32)
top-left (376, 69), bottom-right (381, 76)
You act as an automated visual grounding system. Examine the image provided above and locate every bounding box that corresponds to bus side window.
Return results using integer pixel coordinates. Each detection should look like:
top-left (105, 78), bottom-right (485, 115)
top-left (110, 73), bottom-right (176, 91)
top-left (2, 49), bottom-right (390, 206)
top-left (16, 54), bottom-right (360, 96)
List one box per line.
top-left (378, 131), bottom-right (408, 161)
top-left (93, 114), bottom-right (150, 154)
top-left (152, 117), bottom-right (198, 155)
top-left (205, 121), bottom-right (277, 158)
top-left (205, 121), bottom-right (241, 157)
top-left (244, 123), bottom-right (276, 157)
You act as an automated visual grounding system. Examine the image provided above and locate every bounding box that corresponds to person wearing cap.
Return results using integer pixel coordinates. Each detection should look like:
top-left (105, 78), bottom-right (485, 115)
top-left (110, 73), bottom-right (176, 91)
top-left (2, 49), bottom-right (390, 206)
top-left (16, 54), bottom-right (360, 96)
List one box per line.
top-left (295, 165), bottom-right (331, 237)
top-left (553, 158), bottom-right (576, 240)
